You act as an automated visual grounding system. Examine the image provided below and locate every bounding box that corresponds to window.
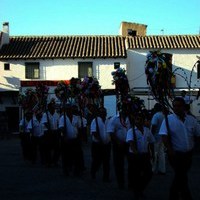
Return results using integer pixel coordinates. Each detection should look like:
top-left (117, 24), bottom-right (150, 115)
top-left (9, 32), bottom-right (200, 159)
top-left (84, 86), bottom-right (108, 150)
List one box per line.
top-left (25, 62), bottom-right (40, 79)
top-left (78, 62), bottom-right (93, 79)
top-left (4, 63), bottom-right (10, 70)
top-left (114, 62), bottom-right (120, 69)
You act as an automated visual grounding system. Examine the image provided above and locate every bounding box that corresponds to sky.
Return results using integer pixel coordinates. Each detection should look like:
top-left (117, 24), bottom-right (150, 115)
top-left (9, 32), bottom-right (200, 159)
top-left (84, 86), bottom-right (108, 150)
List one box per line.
top-left (0, 0), bottom-right (199, 36)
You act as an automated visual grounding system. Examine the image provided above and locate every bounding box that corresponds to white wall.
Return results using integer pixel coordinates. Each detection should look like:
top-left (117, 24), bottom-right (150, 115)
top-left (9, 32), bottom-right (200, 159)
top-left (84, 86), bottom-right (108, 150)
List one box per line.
top-left (127, 49), bottom-right (200, 90)
top-left (0, 61), bottom-right (24, 91)
top-left (0, 58), bottom-right (126, 91)
top-left (126, 49), bottom-right (200, 117)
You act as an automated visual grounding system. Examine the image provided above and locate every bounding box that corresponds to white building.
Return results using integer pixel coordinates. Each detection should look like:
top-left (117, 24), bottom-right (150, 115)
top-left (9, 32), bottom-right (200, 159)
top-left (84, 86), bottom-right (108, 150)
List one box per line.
top-left (0, 21), bottom-right (200, 132)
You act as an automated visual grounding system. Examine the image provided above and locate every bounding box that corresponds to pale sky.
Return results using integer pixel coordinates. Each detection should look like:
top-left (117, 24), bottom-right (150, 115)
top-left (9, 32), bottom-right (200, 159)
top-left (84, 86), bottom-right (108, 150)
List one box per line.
top-left (0, 0), bottom-right (199, 36)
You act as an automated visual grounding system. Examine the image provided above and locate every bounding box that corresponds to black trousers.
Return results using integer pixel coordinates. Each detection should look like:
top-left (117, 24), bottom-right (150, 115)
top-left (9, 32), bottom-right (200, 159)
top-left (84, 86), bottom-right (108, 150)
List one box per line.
top-left (20, 132), bottom-right (31, 160)
top-left (91, 142), bottom-right (111, 181)
top-left (128, 153), bottom-right (153, 195)
top-left (168, 150), bottom-right (193, 200)
top-left (61, 138), bottom-right (83, 176)
top-left (112, 142), bottom-right (128, 188)
top-left (44, 130), bottom-right (61, 165)
top-left (30, 136), bottom-right (45, 164)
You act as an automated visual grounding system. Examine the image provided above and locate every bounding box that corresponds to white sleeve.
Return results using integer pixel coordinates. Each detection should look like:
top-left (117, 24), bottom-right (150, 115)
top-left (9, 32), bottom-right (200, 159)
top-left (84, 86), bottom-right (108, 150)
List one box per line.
top-left (151, 114), bottom-right (157, 126)
top-left (27, 120), bottom-right (33, 130)
top-left (19, 119), bottom-right (24, 126)
top-left (159, 119), bottom-right (168, 135)
top-left (107, 117), bottom-right (115, 133)
top-left (41, 113), bottom-right (47, 124)
top-left (83, 118), bottom-right (87, 127)
top-left (90, 118), bottom-right (96, 134)
top-left (58, 116), bottom-right (64, 129)
top-left (126, 128), bottom-right (133, 142)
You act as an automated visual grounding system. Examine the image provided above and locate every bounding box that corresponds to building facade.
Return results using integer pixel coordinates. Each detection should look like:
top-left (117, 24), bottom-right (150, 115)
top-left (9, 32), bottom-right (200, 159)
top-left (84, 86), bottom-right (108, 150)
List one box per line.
top-left (0, 22), bottom-right (200, 132)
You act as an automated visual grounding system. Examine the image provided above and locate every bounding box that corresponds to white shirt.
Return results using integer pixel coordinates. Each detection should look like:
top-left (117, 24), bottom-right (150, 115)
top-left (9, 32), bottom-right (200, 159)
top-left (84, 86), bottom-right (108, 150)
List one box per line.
top-left (159, 113), bottom-right (200, 152)
top-left (77, 116), bottom-right (87, 128)
top-left (107, 115), bottom-right (131, 142)
top-left (19, 119), bottom-right (30, 133)
top-left (59, 114), bottom-right (80, 139)
top-left (90, 117), bottom-right (111, 144)
top-left (151, 111), bottom-right (165, 141)
top-left (27, 116), bottom-right (44, 137)
top-left (126, 126), bottom-right (155, 154)
top-left (41, 111), bottom-right (60, 131)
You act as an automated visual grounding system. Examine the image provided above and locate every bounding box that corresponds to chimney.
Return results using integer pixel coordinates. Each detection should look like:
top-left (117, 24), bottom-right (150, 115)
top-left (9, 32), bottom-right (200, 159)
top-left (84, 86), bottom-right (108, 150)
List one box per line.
top-left (119, 21), bottom-right (147, 36)
top-left (0, 22), bottom-right (10, 48)
top-left (3, 22), bottom-right (9, 34)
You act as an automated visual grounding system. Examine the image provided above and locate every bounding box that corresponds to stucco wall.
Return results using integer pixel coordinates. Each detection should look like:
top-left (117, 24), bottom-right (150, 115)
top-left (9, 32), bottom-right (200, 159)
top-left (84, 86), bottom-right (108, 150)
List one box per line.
top-left (126, 49), bottom-right (200, 117)
top-left (127, 49), bottom-right (200, 90)
top-left (0, 58), bottom-right (126, 91)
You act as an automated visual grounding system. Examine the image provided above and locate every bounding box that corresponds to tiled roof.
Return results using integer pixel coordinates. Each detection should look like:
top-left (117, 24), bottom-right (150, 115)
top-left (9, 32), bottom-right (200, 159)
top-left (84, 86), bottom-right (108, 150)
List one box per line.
top-left (0, 35), bottom-right (200, 60)
top-left (0, 36), bottom-right (127, 60)
top-left (126, 35), bottom-right (200, 49)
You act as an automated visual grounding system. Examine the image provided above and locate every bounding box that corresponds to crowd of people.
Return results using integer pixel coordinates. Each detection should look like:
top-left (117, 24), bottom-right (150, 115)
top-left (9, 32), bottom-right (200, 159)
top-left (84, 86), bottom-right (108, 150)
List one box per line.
top-left (18, 97), bottom-right (200, 200)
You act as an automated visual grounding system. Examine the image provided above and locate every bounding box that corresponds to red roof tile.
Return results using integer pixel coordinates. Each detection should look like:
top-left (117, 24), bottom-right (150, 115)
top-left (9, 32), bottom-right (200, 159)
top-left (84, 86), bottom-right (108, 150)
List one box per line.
top-left (126, 35), bottom-right (200, 49)
top-left (0, 35), bottom-right (199, 60)
top-left (0, 36), bottom-right (126, 60)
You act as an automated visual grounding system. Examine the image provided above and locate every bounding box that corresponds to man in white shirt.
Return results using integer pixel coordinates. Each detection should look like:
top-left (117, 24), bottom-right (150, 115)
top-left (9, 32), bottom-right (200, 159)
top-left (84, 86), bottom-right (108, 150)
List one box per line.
top-left (126, 113), bottom-right (155, 199)
top-left (27, 111), bottom-right (45, 164)
top-left (159, 97), bottom-right (200, 200)
top-left (151, 103), bottom-right (166, 174)
top-left (41, 101), bottom-right (60, 167)
top-left (90, 106), bottom-right (111, 182)
top-left (59, 104), bottom-right (83, 176)
top-left (107, 111), bottom-right (131, 189)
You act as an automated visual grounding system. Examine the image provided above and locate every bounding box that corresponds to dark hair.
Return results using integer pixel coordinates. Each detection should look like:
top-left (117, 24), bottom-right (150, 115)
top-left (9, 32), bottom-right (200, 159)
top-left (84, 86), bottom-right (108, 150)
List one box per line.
top-left (172, 97), bottom-right (186, 105)
top-left (98, 107), bottom-right (107, 114)
top-left (153, 103), bottom-right (162, 112)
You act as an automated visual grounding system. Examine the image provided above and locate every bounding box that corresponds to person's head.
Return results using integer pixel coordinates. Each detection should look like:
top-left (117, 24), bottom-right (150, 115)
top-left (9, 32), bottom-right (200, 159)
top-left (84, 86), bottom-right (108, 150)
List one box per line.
top-left (35, 110), bottom-right (43, 120)
top-left (64, 104), bottom-right (72, 117)
top-left (153, 103), bottom-right (163, 113)
top-left (25, 112), bottom-right (32, 121)
top-left (98, 107), bottom-right (107, 120)
top-left (48, 101), bottom-right (55, 114)
top-left (181, 90), bottom-right (186, 97)
top-left (172, 97), bottom-right (186, 116)
top-left (134, 112), bottom-right (145, 128)
top-left (71, 105), bottom-right (79, 115)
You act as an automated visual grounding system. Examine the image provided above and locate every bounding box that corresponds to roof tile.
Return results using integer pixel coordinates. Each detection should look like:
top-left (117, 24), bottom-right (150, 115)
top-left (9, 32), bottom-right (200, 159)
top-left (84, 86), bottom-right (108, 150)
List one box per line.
top-left (0, 35), bottom-right (199, 60)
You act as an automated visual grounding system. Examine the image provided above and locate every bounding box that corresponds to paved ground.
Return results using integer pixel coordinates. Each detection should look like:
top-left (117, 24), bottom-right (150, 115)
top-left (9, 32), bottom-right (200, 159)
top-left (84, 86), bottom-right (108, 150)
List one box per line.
top-left (0, 136), bottom-right (200, 200)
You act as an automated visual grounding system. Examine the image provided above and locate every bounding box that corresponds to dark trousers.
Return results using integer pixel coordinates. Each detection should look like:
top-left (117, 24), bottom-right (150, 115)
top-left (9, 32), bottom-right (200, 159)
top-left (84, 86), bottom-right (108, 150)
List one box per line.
top-left (168, 151), bottom-right (193, 200)
top-left (61, 138), bottom-right (82, 176)
top-left (112, 142), bottom-right (128, 188)
top-left (44, 130), bottom-right (61, 166)
top-left (30, 136), bottom-right (45, 164)
top-left (91, 142), bottom-right (111, 181)
top-left (20, 132), bottom-right (31, 160)
top-left (128, 153), bottom-right (153, 195)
